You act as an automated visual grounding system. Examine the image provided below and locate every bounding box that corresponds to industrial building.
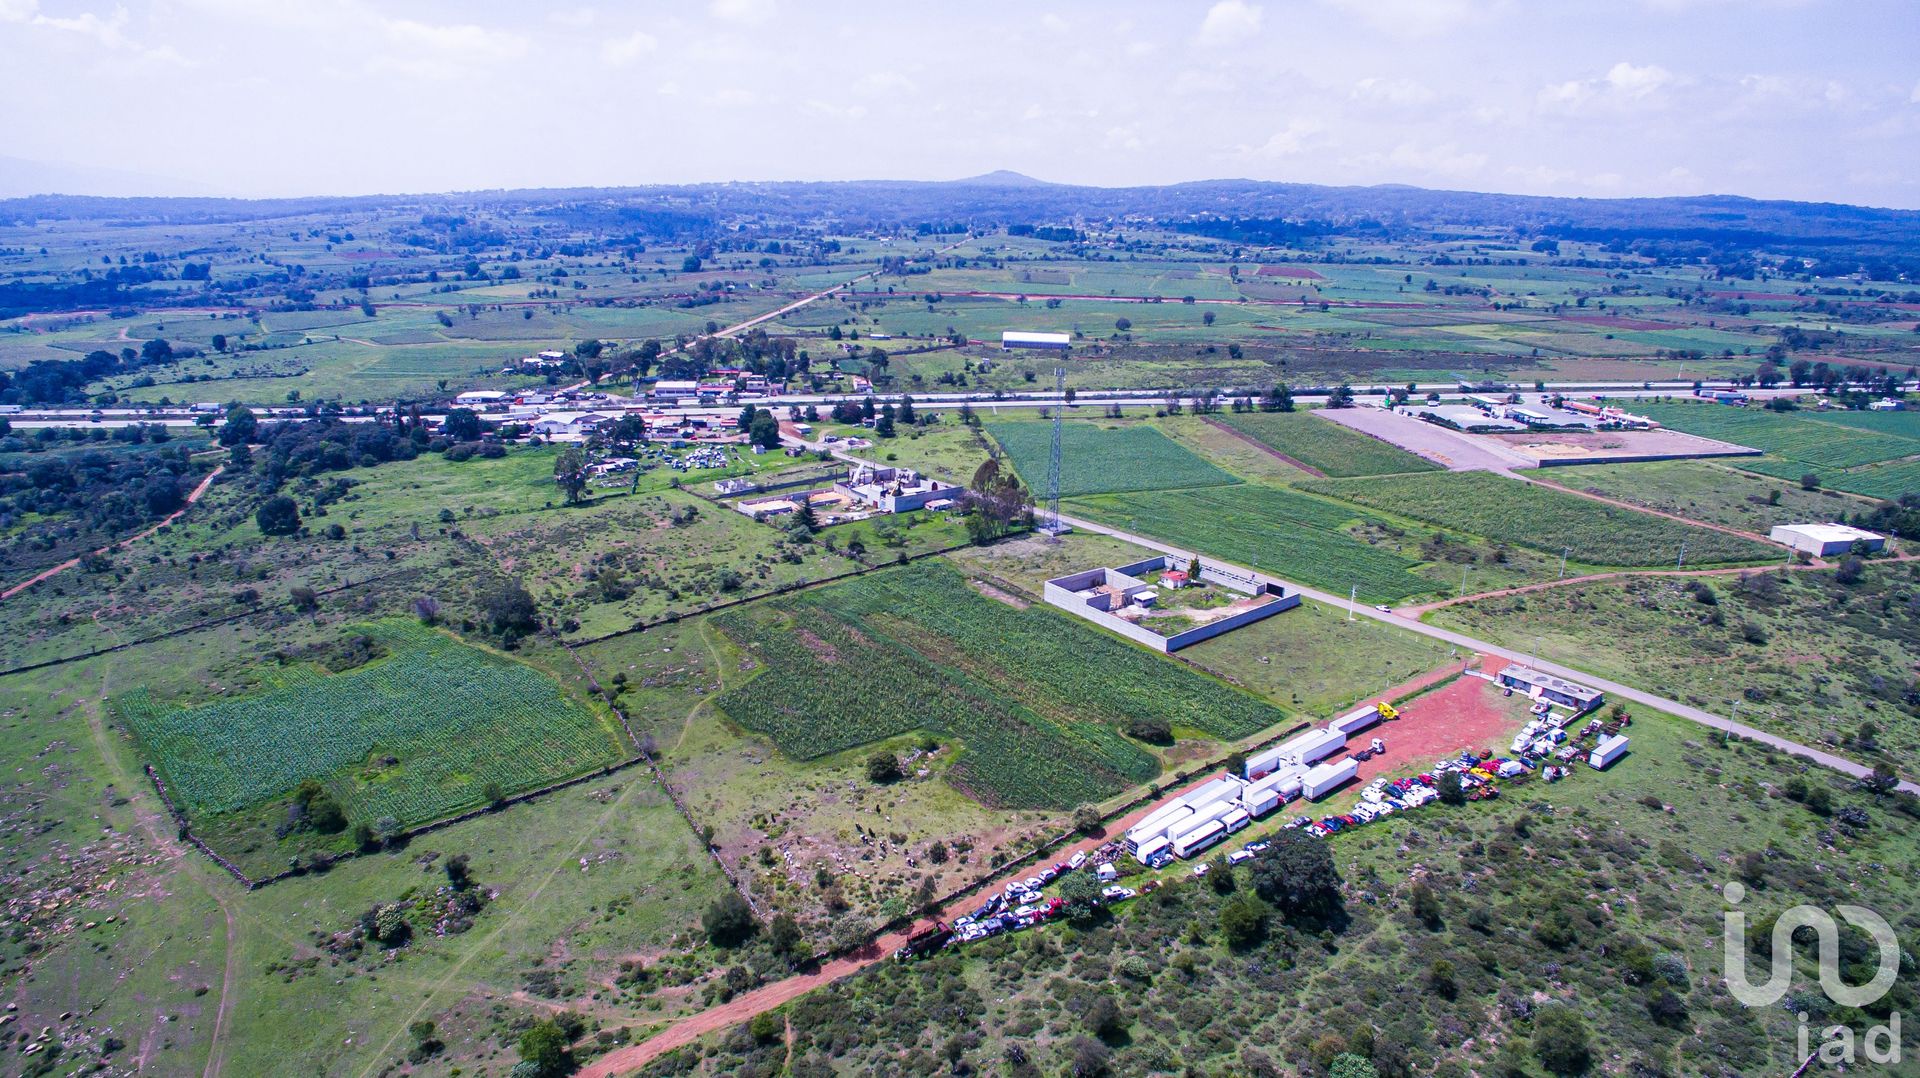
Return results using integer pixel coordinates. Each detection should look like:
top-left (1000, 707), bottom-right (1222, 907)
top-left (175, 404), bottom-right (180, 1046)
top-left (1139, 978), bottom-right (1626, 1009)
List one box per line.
top-left (1414, 405), bottom-right (1526, 433)
top-left (649, 380), bottom-right (701, 400)
top-left (1001, 330), bottom-right (1071, 351)
top-left (1497, 665), bottom-right (1605, 714)
top-left (1768, 522), bottom-right (1887, 557)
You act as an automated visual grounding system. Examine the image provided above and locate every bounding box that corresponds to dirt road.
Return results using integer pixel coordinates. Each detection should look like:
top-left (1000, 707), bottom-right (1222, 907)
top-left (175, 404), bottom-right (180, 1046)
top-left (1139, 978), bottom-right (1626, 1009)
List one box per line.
top-left (0, 465), bottom-right (223, 602)
top-left (578, 770), bottom-right (1230, 1076)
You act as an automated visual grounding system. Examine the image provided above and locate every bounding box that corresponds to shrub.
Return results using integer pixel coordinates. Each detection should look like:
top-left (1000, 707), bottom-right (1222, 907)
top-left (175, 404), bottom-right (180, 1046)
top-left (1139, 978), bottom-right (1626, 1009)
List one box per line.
top-left (1532, 1005), bottom-right (1591, 1074)
top-left (702, 892), bottom-right (757, 947)
top-left (865, 751), bottom-right (902, 784)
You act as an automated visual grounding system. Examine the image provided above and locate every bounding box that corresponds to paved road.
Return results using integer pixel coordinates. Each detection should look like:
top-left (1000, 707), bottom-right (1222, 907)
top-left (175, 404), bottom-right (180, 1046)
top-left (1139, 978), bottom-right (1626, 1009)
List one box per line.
top-left (1053, 512), bottom-right (1919, 796)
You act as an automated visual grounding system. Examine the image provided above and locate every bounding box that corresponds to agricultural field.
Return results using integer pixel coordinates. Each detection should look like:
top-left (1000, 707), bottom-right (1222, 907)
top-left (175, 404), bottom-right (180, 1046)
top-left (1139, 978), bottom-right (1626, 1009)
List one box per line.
top-left (1302, 470), bottom-right (1782, 566)
top-left (637, 705), bottom-right (1920, 1078)
top-left (1635, 400), bottom-right (1920, 479)
top-left (708, 560), bottom-right (1293, 809)
top-left (1214, 409), bottom-right (1440, 477)
top-left (118, 620), bottom-right (628, 869)
top-left (1065, 484), bottom-right (1435, 603)
top-left (985, 418), bottom-right (1238, 497)
top-left (1430, 561), bottom-right (1920, 775)
top-left (1535, 459), bottom-right (1872, 536)
top-left (817, 419), bottom-right (996, 483)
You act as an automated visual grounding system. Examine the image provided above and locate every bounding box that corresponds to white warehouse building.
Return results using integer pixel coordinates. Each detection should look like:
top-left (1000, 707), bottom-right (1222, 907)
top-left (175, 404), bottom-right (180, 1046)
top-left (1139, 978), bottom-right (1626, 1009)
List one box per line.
top-left (1768, 522), bottom-right (1886, 557)
top-left (1001, 330), bottom-right (1071, 351)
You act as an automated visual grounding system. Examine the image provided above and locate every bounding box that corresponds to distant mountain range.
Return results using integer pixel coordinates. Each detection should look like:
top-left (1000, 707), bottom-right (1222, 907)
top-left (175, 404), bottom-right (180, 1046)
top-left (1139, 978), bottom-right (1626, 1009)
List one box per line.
top-left (3, 171), bottom-right (1917, 258)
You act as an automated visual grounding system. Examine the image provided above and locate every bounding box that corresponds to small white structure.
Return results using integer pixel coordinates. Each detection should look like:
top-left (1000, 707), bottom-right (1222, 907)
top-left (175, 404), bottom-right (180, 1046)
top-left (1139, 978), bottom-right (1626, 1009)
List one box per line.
top-left (1768, 523), bottom-right (1886, 557)
top-left (1001, 330), bottom-right (1071, 351)
top-left (455, 390), bottom-right (510, 408)
top-left (1868, 399), bottom-right (1906, 412)
top-left (530, 412), bottom-right (612, 437)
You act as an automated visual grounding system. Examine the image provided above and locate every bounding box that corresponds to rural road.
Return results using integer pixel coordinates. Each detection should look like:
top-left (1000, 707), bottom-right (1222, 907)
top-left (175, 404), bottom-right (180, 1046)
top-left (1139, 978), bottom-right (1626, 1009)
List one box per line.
top-left (577, 768), bottom-right (1238, 1076)
top-left (1053, 512), bottom-right (1920, 796)
top-left (0, 464), bottom-right (224, 602)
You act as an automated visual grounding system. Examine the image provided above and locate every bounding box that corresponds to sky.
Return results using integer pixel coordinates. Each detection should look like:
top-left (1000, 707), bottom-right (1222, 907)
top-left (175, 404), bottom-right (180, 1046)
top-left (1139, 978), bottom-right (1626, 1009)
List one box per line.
top-left (1, 0), bottom-right (1916, 206)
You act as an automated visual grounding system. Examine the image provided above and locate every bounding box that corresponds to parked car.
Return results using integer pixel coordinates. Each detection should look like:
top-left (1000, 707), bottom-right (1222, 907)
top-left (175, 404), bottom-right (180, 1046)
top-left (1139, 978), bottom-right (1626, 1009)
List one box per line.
top-left (1243, 841), bottom-right (1270, 854)
top-left (1191, 863), bottom-right (1211, 878)
top-left (1228, 849), bottom-right (1256, 865)
top-left (1069, 850), bottom-right (1088, 870)
top-left (1101, 885), bottom-right (1136, 902)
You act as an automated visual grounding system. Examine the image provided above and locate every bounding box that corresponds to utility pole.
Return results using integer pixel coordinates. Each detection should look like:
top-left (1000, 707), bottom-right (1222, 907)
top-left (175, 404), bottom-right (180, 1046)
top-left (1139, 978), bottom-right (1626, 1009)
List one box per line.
top-left (1044, 367), bottom-right (1064, 539)
top-left (1459, 564), bottom-right (1468, 600)
top-left (1559, 546), bottom-right (1569, 579)
top-left (1348, 584), bottom-right (1357, 621)
top-left (1676, 542), bottom-right (1686, 571)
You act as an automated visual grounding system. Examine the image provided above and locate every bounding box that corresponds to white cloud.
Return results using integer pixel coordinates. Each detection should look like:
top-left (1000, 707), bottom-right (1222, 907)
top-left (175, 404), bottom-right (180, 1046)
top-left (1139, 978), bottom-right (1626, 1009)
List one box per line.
top-left (1352, 77), bottom-right (1434, 105)
top-left (1367, 141), bottom-right (1489, 178)
top-left (1039, 13), bottom-right (1068, 32)
top-left (1604, 61), bottom-right (1672, 98)
top-left (550, 7), bottom-right (597, 28)
top-left (601, 30), bottom-right (658, 66)
top-left (1195, 1), bottom-right (1261, 46)
top-left (1911, 79), bottom-right (1920, 104)
top-left (383, 18), bottom-right (526, 60)
top-left (0, 0), bottom-right (37, 20)
top-left (710, 0), bottom-right (775, 26)
top-left (1248, 118), bottom-right (1323, 157)
top-left (1104, 125), bottom-right (1144, 151)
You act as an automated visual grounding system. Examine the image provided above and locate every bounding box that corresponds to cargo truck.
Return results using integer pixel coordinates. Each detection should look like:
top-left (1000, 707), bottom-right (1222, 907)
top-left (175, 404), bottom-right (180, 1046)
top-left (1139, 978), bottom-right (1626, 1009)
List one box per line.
top-left (1588, 734), bottom-right (1629, 770)
top-left (894, 920), bottom-right (953, 961)
top-left (1301, 757), bottom-right (1359, 800)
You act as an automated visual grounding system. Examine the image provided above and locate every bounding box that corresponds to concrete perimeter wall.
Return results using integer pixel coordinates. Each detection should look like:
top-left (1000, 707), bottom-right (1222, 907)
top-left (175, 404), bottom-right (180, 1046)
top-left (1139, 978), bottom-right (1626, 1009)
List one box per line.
top-left (1044, 555), bottom-right (1302, 653)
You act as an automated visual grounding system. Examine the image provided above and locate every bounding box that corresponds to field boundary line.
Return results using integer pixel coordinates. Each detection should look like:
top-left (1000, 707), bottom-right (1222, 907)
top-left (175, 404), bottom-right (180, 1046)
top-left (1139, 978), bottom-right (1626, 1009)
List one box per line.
top-left (1200, 416), bottom-right (1327, 477)
top-left (1515, 472), bottom-right (1786, 547)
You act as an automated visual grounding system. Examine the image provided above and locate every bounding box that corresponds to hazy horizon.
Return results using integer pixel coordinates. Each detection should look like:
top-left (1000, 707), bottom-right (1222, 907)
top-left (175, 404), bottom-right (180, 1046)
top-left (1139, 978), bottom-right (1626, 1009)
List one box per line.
top-left (2, 0), bottom-right (1917, 207)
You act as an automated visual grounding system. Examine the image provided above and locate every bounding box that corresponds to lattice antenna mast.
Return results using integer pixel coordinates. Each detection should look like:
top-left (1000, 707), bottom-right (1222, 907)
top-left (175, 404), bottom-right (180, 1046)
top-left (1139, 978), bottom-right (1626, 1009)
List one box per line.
top-left (1046, 367), bottom-right (1065, 536)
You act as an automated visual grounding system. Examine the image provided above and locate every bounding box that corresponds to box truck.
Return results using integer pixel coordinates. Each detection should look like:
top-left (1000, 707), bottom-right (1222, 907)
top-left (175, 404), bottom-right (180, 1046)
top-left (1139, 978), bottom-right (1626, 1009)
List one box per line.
top-left (1588, 734), bottom-right (1629, 770)
top-left (1301, 757), bottom-right (1359, 800)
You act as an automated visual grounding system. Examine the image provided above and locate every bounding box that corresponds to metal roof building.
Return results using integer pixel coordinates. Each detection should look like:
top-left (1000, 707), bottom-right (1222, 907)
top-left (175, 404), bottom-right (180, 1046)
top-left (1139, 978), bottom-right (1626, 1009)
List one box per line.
top-left (1001, 331), bottom-right (1071, 350)
top-left (1768, 523), bottom-right (1886, 557)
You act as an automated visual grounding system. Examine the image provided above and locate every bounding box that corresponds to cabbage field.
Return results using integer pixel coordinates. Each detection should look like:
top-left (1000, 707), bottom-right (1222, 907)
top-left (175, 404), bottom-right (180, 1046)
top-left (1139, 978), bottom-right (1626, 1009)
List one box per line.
top-left (118, 621), bottom-right (628, 828)
top-left (1065, 484), bottom-right (1434, 603)
top-left (985, 419), bottom-right (1238, 497)
top-left (709, 561), bottom-right (1293, 809)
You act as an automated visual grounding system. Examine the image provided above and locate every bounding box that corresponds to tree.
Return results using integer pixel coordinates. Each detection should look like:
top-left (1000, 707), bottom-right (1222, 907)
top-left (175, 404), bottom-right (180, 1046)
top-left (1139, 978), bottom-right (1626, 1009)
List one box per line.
top-left (1436, 770), bottom-right (1466, 806)
top-left (1427, 958), bottom-right (1457, 998)
top-left (702, 892), bottom-right (757, 947)
top-left (1084, 996), bottom-right (1125, 1040)
top-left (1114, 317), bottom-right (1132, 333)
top-left (210, 333), bottom-right (227, 352)
top-left (553, 446), bottom-right (588, 504)
top-left (1125, 715), bottom-right (1173, 744)
top-left (481, 582), bottom-right (539, 636)
top-left (1249, 829), bottom-right (1341, 923)
top-left (1330, 1054), bottom-right (1380, 1078)
top-left (517, 1019), bottom-right (571, 1076)
top-left (1835, 555), bottom-right (1865, 585)
top-left (897, 395), bottom-right (916, 424)
top-left (874, 406), bottom-right (896, 438)
top-left (766, 912), bottom-right (804, 960)
top-left (1072, 804), bottom-right (1104, 834)
top-left (1203, 310), bottom-right (1216, 326)
top-left (1058, 870), bottom-right (1103, 923)
top-left (866, 751), bottom-right (902, 784)
top-left (445, 854), bottom-right (472, 888)
top-left (1219, 894), bottom-right (1267, 948)
top-left (1531, 1005), bottom-right (1591, 1074)
top-left (749, 411), bottom-right (781, 450)
top-left (1327, 383), bottom-right (1356, 408)
top-left (1410, 881), bottom-right (1443, 928)
top-left (256, 495), bottom-right (301, 536)
top-left (219, 404), bottom-right (257, 447)
top-left (443, 407), bottom-right (481, 442)
top-left (1800, 472), bottom-right (1821, 491)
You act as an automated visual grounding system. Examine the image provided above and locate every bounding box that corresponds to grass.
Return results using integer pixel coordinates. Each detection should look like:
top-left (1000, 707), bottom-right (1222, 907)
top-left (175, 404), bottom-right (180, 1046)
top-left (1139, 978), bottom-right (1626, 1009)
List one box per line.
top-left (1065, 484), bottom-right (1434, 603)
top-left (1215, 410), bottom-right (1440, 477)
top-left (985, 418), bottom-right (1238, 497)
top-left (118, 620), bottom-right (628, 826)
top-left (709, 560), bottom-right (1293, 809)
top-left (1428, 561), bottom-right (1920, 776)
top-left (1174, 596), bottom-right (1456, 714)
top-left (1536, 459), bottom-right (1869, 535)
top-left (1302, 470), bottom-right (1781, 566)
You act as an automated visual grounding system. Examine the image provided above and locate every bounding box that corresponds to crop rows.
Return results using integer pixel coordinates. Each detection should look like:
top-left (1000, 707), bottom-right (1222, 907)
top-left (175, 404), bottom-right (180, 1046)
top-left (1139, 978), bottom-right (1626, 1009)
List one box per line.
top-left (118, 621), bottom-right (626, 827)
top-left (1216, 411), bottom-right (1439, 477)
top-left (1065, 485), bottom-right (1433, 603)
top-left (1636, 402), bottom-right (1920, 471)
top-left (1300, 472), bottom-right (1779, 566)
top-left (710, 562), bottom-right (1292, 809)
top-left (1819, 458), bottom-right (1920, 500)
top-left (986, 420), bottom-right (1237, 497)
